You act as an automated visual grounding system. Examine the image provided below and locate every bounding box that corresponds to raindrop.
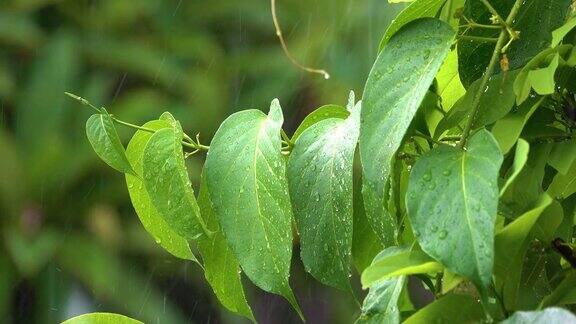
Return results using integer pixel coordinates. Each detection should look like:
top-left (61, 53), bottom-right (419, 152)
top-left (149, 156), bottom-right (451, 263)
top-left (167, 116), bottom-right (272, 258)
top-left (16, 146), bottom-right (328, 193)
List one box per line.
top-left (438, 230), bottom-right (447, 239)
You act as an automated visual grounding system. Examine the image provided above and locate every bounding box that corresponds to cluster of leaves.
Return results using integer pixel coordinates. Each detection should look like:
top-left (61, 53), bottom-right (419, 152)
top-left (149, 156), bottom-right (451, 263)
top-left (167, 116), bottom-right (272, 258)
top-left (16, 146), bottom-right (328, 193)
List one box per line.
top-left (73, 0), bottom-right (576, 323)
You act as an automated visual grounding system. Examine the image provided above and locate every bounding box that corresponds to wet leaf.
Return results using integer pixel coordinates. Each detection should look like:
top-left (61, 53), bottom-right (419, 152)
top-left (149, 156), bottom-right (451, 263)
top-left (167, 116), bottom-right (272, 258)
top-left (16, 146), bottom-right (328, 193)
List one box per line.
top-left (125, 120), bottom-right (195, 261)
top-left (500, 139), bottom-right (529, 196)
top-left (403, 294), bottom-right (484, 324)
top-left (501, 307), bottom-right (576, 324)
top-left (360, 18), bottom-right (455, 246)
top-left (142, 126), bottom-right (209, 240)
top-left (406, 130), bottom-right (503, 292)
top-left (62, 312), bottom-right (142, 324)
top-left (291, 104), bottom-right (349, 141)
top-left (551, 16), bottom-right (576, 47)
top-left (86, 109), bottom-right (135, 175)
top-left (287, 96), bottom-right (360, 291)
top-left (548, 158), bottom-right (576, 200)
top-left (204, 99), bottom-right (303, 318)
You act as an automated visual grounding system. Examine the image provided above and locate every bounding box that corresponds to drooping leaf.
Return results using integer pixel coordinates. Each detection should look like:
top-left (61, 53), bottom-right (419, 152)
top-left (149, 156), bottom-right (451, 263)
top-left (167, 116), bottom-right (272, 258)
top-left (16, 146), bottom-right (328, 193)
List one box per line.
top-left (436, 50), bottom-right (466, 112)
top-left (435, 70), bottom-right (519, 137)
top-left (360, 18), bottom-right (455, 246)
top-left (492, 96), bottom-right (545, 154)
top-left (196, 175), bottom-right (254, 321)
top-left (204, 100), bottom-right (302, 318)
top-left (361, 248), bottom-right (442, 288)
top-left (379, 0), bottom-right (447, 49)
top-left (62, 312), bottom-right (143, 324)
top-left (287, 98), bottom-right (360, 291)
top-left (357, 247), bottom-right (408, 324)
top-left (403, 294), bottom-right (484, 324)
top-left (548, 159), bottom-right (576, 200)
top-left (548, 138), bottom-right (576, 175)
top-left (494, 194), bottom-right (553, 310)
top-left (125, 120), bottom-right (194, 260)
top-left (291, 104), bottom-right (349, 141)
top-left (86, 109), bottom-right (135, 175)
top-left (500, 139), bottom-right (530, 196)
top-left (458, 0), bottom-right (572, 87)
top-left (142, 126), bottom-right (209, 240)
top-left (551, 16), bottom-right (576, 47)
top-left (501, 307), bottom-right (576, 324)
top-left (406, 130), bottom-right (503, 291)
top-left (528, 53), bottom-right (560, 95)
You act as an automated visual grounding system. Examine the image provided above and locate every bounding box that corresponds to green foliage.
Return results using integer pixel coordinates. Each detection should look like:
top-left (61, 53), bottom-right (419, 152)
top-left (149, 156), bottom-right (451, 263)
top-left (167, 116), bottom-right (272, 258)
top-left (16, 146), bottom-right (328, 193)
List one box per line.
top-left (62, 312), bottom-right (142, 324)
top-left (74, 0), bottom-right (576, 322)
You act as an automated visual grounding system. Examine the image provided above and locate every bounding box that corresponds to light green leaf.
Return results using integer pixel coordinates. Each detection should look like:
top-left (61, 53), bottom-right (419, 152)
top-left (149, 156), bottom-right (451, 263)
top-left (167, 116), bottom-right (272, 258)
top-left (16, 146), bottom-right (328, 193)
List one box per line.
top-left (540, 272), bottom-right (576, 308)
top-left (125, 120), bottom-right (194, 261)
top-left (287, 98), bottom-right (360, 290)
top-left (142, 127), bottom-right (209, 241)
top-left (62, 312), bottom-right (142, 324)
top-left (548, 138), bottom-right (576, 175)
top-left (492, 96), bottom-right (545, 154)
top-left (548, 158), bottom-right (576, 200)
top-left (501, 307), bottom-right (576, 324)
top-left (379, 0), bottom-right (447, 50)
top-left (197, 176), bottom-right (254, 321)
top-left (494, 194), bottom-right (553, 310)
top-left (533, 200), bottom-right (564, 242)
top-left (435, 70), bottom-right (519, 137)
top-left (361, 248), bottom-right (443, 288)
top-left (551, 16), bottom-right (576, 47)
top-left (528, 53), bottom-right (560, 95)
top-left (291, 104), bottom-right (349, 142)
top-left (204, 100), bottom-right (303, 319)
top-left (406, 130), bottom-right (503, 291)
top-left (357, 247), bottom-right (407, 324)
top-left (86, 109), bottom-right (135, 175)
top-left (403, 294), bottom-right (484, 324)
top-left (436, 50), bottom-right (465, 112)
top-left (500, 139), bottom-right (530, 196)
top-left (360, 18), bottom-right (455, 246)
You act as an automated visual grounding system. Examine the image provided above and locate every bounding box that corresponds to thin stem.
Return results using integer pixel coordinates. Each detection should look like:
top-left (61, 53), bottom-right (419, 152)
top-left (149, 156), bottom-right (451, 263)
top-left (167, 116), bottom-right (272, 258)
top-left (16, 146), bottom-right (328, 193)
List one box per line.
top-left (270, 0), bottom-right (330, 79)
top-left (65, 92), bottom-right (101, 113)
top-left (413, 132), bottom-right (444, 146)
top-left (480, 0), bottom-right (506, 25)
top-left (458, 35), bottom-right (499, 43)
top-left (459, 22), bottom-right (502, 30)
top-left (281, 129), bottom-right (293, 147)
top-left (110, 117), bottom-right (156, 133)
top-left (459, 0), bottom-right (524, 148)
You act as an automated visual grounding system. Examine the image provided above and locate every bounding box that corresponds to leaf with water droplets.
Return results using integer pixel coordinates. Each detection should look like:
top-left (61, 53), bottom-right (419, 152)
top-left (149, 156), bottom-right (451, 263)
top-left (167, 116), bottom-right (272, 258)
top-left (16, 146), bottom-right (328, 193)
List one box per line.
top-left (361, 247), bottom-right (443, 288)
top-left (406, 130), bottom-right (503, 293)
top-left (204, 99), bottom-right (303, 319)
top-left (287, 95), bottom-right (360, 291)
top-left (403, 294), bottom-right (484, 324)
top-left (547, 157), bottom-right (576, 200)
top-left (360, 18), bottom-right (455, 246)
top-left (291, 104), bottom-right (349, 142)
top-left (196, 175), bottom-right (254, 321)
top-left (62, 312), bottom-right (143, 324)
top-left (501, 307), bottom-right (576, 324)
top-left (125, 120), bottom-right (195, 261)
top-left (142, 126), bottom-right (209, 241)
top-left (86, 109), bottom-right (135, 175)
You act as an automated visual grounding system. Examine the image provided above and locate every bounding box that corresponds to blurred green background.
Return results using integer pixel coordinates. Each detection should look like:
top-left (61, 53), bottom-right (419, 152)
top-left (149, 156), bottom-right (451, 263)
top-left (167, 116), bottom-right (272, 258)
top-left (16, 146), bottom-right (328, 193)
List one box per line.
top-left (0, 0), bottom-right (402, 323)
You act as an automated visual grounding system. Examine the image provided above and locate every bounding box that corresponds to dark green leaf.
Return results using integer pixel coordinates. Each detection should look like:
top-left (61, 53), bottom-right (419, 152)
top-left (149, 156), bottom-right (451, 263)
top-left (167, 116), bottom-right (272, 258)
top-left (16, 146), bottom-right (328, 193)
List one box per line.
top-left (125, 120), bottom-right (195, 260)
top-left (540, 272), bottom-right (576, 308)
top-left (204, 100), bottom-right (302, 318)
top-left (500, 139), bottom-right (529, 196)
top-left (501, 307), bottom-right (576, 324)
top-left (360, 18), bottom-right (455, 246)
top-left (379, 0), bottom-right (447, 49)
top-left (548, 158), bottom-right (576, 200)
top-left (548, 138), bottom-right (576, 175)
top-left (287, 98), bottom-right (360, 290)
top-left (458, 0), bottom-right (572, 87)
top-left (142, 127), bottom-right (209, 240)
top-left (291, 104), bottom-right (349, 142)
top-left (406, 130), bottom-right (503, 291)
top-left (552, 16), bottom-right (576, 47)
top-left (86, 110), bottom-right (136, 175)
top-left (62, 312), bottom-right (143, 324)
top-left (197, 176), bottom-right (254, 321)
top-left (403, 294), bottom-right (484, 324)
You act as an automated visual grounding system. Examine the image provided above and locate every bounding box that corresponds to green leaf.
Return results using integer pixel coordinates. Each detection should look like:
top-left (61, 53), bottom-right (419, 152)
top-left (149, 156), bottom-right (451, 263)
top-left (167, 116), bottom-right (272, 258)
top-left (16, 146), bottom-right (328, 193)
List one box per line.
top-left (403, 294), bottom-right (484, 324)
top-left (492, 96), bottom-right (545, 154)
top-left (540, 272), bottom-right (576, 308)
top-left (458, 0), bottom-right (572, 87)
top-left (357, 247), bottom-right (407, 324)
top-left (86, 110), bottom-right (136, 175)
top-left (197, 175), bottom-right (254, 321)
top-left (548, 158), bottom-right (576, 200)
top-left (528, 53), bottom-right (560, 95)
top-left (500, 139), bottom-right (530, 196)
top-left (291, 104), bottom-right (349, 142)
top-left (360, 18), bottom-right (455, 246)
top-left (406, 130), bottom-right (503, 291)
top-left (435, 70), bottom-right (519, 137)
top-left (379, 0), bottom-right (447, 50)
top-left (494, 194), bottom-right (553, 309)
top-left (125, 120), bottom-right (195, 260)
top-left (501, 307), bottom-right (576, 324)
top-left (361, 247), bottom-right (443, 288)
top-left (62, 312), bottom-right (142, 324)
top-left (142, 126), bottom-right (209, 240)
top-left (436, 50), bottom-right (466, 112)
top-left (548, 138), bottom-right (576, 175)
top-left (551, 16), bottom-right (576, 47)
top-left (4, 228), bottom-right (59, 277)
top-left (287, 97), bottom-right (360, 291)
top-left (204, 99), bottom-right (303, 319)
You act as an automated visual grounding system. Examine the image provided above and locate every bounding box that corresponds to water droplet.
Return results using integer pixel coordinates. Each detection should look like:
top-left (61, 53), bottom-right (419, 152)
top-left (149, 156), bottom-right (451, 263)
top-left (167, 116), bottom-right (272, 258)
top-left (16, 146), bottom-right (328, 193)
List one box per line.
top-left (431, 225), bottom-right (438, 233)
top-left (442, 170), bottom-right (451, 176)
top-left (438, 230), bottom-right (447, 239)
top-left (423, 172), bottom-right (432, 182)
